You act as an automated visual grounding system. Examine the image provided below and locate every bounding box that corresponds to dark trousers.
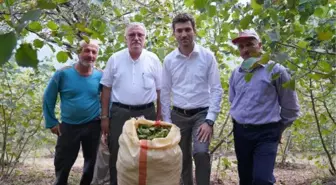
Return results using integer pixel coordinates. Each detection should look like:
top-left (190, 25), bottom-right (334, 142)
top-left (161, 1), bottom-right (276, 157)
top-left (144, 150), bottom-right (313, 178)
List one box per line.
top-left (109, 104), bottom-right (156, 185)
top-left (54, 119), bottom-right (101, 185)
top-left (171, 109), bottom-right (211, 185)
top-left (233, 120), bottom-right (283, 185)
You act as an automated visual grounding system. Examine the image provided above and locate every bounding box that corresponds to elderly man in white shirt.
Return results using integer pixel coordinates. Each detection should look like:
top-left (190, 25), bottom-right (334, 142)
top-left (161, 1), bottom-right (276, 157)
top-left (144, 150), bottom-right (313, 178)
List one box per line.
top-left (161, 13), bottom-right (223, 185)
top-left (100, 22), bottom-right (162, 185)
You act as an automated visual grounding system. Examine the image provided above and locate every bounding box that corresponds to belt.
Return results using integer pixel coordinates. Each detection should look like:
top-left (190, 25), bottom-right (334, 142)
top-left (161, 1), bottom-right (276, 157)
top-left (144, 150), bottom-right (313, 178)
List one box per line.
top-left (112, 102), bottom-right (154, 110)
top-left (233, 119), bottom-right (281, 129)
top-left (172, 106), bottom-right (208, 116)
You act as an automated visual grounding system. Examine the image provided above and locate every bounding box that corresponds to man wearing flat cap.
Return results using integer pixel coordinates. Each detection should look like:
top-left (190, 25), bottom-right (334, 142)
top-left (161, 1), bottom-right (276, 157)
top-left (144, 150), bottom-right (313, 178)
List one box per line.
top-left (229, 29), bottom-right (300, 185)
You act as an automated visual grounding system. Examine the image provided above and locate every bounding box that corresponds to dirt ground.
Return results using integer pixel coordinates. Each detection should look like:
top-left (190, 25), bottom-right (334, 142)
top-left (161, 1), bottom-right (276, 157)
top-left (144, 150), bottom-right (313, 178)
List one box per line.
top-left (0, 153), bottom-right (335, 185)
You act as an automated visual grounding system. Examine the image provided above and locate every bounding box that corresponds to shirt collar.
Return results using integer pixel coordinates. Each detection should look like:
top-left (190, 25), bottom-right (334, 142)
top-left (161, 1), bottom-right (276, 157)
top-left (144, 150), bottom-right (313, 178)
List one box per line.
top-left (175, 42), bottom-right (200, 58)
top-left (127, 48), bottom-right (145, 62)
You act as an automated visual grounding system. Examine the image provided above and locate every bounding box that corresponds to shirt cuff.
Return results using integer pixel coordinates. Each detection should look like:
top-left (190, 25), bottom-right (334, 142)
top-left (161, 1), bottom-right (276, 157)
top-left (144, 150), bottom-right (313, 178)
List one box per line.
top-left (45, 121), bottom-right (59, 129)
top-left (282, 121), bottom-right (293, 128)
top-left (206, 112), bottom-right (217, 122)
top-left (100, 81), bottom-right (112, 88)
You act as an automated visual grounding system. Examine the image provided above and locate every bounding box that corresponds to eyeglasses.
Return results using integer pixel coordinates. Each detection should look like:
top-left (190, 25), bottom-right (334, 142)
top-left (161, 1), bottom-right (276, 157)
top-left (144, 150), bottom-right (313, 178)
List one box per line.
top-left (128, 33), bottom-right (145, 39)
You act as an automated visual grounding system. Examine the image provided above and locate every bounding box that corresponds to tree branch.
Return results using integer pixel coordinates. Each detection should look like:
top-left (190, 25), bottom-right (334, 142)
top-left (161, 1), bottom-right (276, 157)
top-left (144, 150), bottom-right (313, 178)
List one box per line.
top-left (286, 58), bottom-right (326, 76)
top-left (56, 7), bottom-right (74, 27)
top-left (217, 112), bottom-right (230, 138)
top-left (55, 6), bottom-right (83, 40)
top-left (133, 0), bottom-right (151, 8)
top-left (25, 27), bottom-right (73, 49)
top-left (111, 11), bottom-right (134, 22)
top-left (276, 42), bottom-right (336, 56)
top-left (319, 83), bottom-right (336, 126)
top-left (210, 130), bottom-right (233, 155)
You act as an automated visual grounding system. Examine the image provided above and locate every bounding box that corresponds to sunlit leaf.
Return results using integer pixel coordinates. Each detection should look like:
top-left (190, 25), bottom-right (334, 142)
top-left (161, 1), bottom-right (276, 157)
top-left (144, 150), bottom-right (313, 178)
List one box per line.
top-left (251, 0), bottom-right (262, 13)
top-left (28, 21), bottom-right (42, 32)
top-left (47, 21), bottom-right (58, 31)
top-left (314, 7), bottom-right (325, 17)
top-left (297, 41), bottom-right (308, 48)
top-left (140, 7), bottom-right (148, 15)
top-left (317, 31), bottom-right (333, 41)
top-left (113, 8), bottom-right (121, 16)
top-left (259, 53), bottom-right (270, 64)
top-left (198, 29), bottom-right (206, 37)
top-left (194, 0), bottom-right (207, 10)
top-left (134, 14), bottom-right (142, 22)
top-left (66, 35), bottom-right (74, 45)
top-left (56, 51), bottom-right (69, 63)
top-left (16, 9), bottom-right (42, 33)
top-left (184, 0), bottom-right (193, 7)
top-left (245, 73), bottom-right (254, 82)
top-left (37, 0), bottom-right (57, 9)
top-left (282, 79), bottom-right (296, 90)
top-left (55, 0), bottom-right (69, 4)
top-left (240, 15), bottom-right (253, 29)
top-left (33, 39), bottom-right (44, 49)
top-left (308, 73), bottom-right (322, 80)
top-left (208, 5), bottom-right (217, 17)
top-left (272, 72), bottom-right (281, 80)
top-left (319, 61), bottom-right (332, 73)
top-left (267, 62), bottom-right (276, 72)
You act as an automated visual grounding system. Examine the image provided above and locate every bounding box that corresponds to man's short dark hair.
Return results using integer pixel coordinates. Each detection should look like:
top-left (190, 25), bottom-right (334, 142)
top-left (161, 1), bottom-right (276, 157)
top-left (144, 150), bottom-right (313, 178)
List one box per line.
top-left (172, 13), bottom-right (196, 32)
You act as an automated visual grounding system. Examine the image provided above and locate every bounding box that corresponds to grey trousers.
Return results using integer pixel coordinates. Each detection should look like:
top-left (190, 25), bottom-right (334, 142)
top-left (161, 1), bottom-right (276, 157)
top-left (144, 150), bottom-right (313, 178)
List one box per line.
top-left (91, 137), bottom-right (110, 185)
top-left (108, 105), bottom-right (156, 185)
top-left (171, 109), bottom-right (211, 185)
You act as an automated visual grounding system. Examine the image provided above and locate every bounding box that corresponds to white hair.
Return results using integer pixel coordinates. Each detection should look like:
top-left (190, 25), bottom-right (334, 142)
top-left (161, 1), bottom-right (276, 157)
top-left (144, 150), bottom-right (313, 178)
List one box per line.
top-left (124, 22), bottom-right (147, 37)
top-left (79, 39), bottom-right (101, 51)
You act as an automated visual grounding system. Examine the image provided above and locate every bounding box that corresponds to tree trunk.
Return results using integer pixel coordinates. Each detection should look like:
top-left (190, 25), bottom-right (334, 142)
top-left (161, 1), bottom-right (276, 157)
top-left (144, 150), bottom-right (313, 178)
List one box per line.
top-left (281, 132), bottom-right (292, 165)
top-left (309, 79), bottom-right (336, 175)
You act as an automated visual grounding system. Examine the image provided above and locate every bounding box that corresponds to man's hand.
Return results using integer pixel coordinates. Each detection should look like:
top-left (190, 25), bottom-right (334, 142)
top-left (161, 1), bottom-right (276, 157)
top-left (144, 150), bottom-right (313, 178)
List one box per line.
top-left (50, 124), bottom-right (61, 136)
top-left (101, 134), bottom-right (108, 147)
top-left (197, 123), bottom-right (213, 143)
top-left (101, 118), bottom-right (109, 136)
top-left (279, 122), bottom-right (287, 144)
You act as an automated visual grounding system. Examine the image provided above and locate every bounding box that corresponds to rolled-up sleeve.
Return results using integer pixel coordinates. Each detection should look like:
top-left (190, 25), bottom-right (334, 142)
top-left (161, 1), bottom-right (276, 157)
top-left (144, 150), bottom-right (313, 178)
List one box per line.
top-left (100, 56), bottom-right (114, 87)
top-left (206, 54), bottom-right (223, 122)
top-left (160, 59), bottom-right (172, 123)
top-left (276, 66), bottom-right (300, 126)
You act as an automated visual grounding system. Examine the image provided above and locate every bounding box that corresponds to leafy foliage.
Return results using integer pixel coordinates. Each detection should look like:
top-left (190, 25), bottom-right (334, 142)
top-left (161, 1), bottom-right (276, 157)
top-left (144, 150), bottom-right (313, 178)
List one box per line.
top-left (0, 62), bottom-right (51, 178)
top-left (137, 124), bottom-right (171, 140)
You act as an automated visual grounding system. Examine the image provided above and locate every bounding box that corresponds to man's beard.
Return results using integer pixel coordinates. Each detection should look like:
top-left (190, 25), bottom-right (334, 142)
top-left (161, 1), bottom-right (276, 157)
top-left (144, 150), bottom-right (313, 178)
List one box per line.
top-left (79, 60), bottom-right (94, 67)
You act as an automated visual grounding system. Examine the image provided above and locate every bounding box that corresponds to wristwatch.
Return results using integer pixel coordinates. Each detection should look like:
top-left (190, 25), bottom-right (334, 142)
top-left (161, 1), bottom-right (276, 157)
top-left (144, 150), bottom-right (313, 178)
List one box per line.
top-left (100, 115), bottom-right (109, 120)
top-left (205, 119), bottom-right (214, 127)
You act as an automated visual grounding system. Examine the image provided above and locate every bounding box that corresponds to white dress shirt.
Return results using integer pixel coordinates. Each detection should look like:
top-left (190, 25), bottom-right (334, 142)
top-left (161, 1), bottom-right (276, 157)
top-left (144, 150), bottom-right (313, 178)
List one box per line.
top-left (100, 48), bottom-right (162, 105)
top-left (161, 44), bottom-right (223, 123)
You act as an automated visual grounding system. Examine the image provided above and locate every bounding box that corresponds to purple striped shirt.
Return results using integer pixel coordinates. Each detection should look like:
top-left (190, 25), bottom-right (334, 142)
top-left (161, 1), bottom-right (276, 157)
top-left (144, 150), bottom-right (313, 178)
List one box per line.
top-left (229, 61), bottom-right (300, 125)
